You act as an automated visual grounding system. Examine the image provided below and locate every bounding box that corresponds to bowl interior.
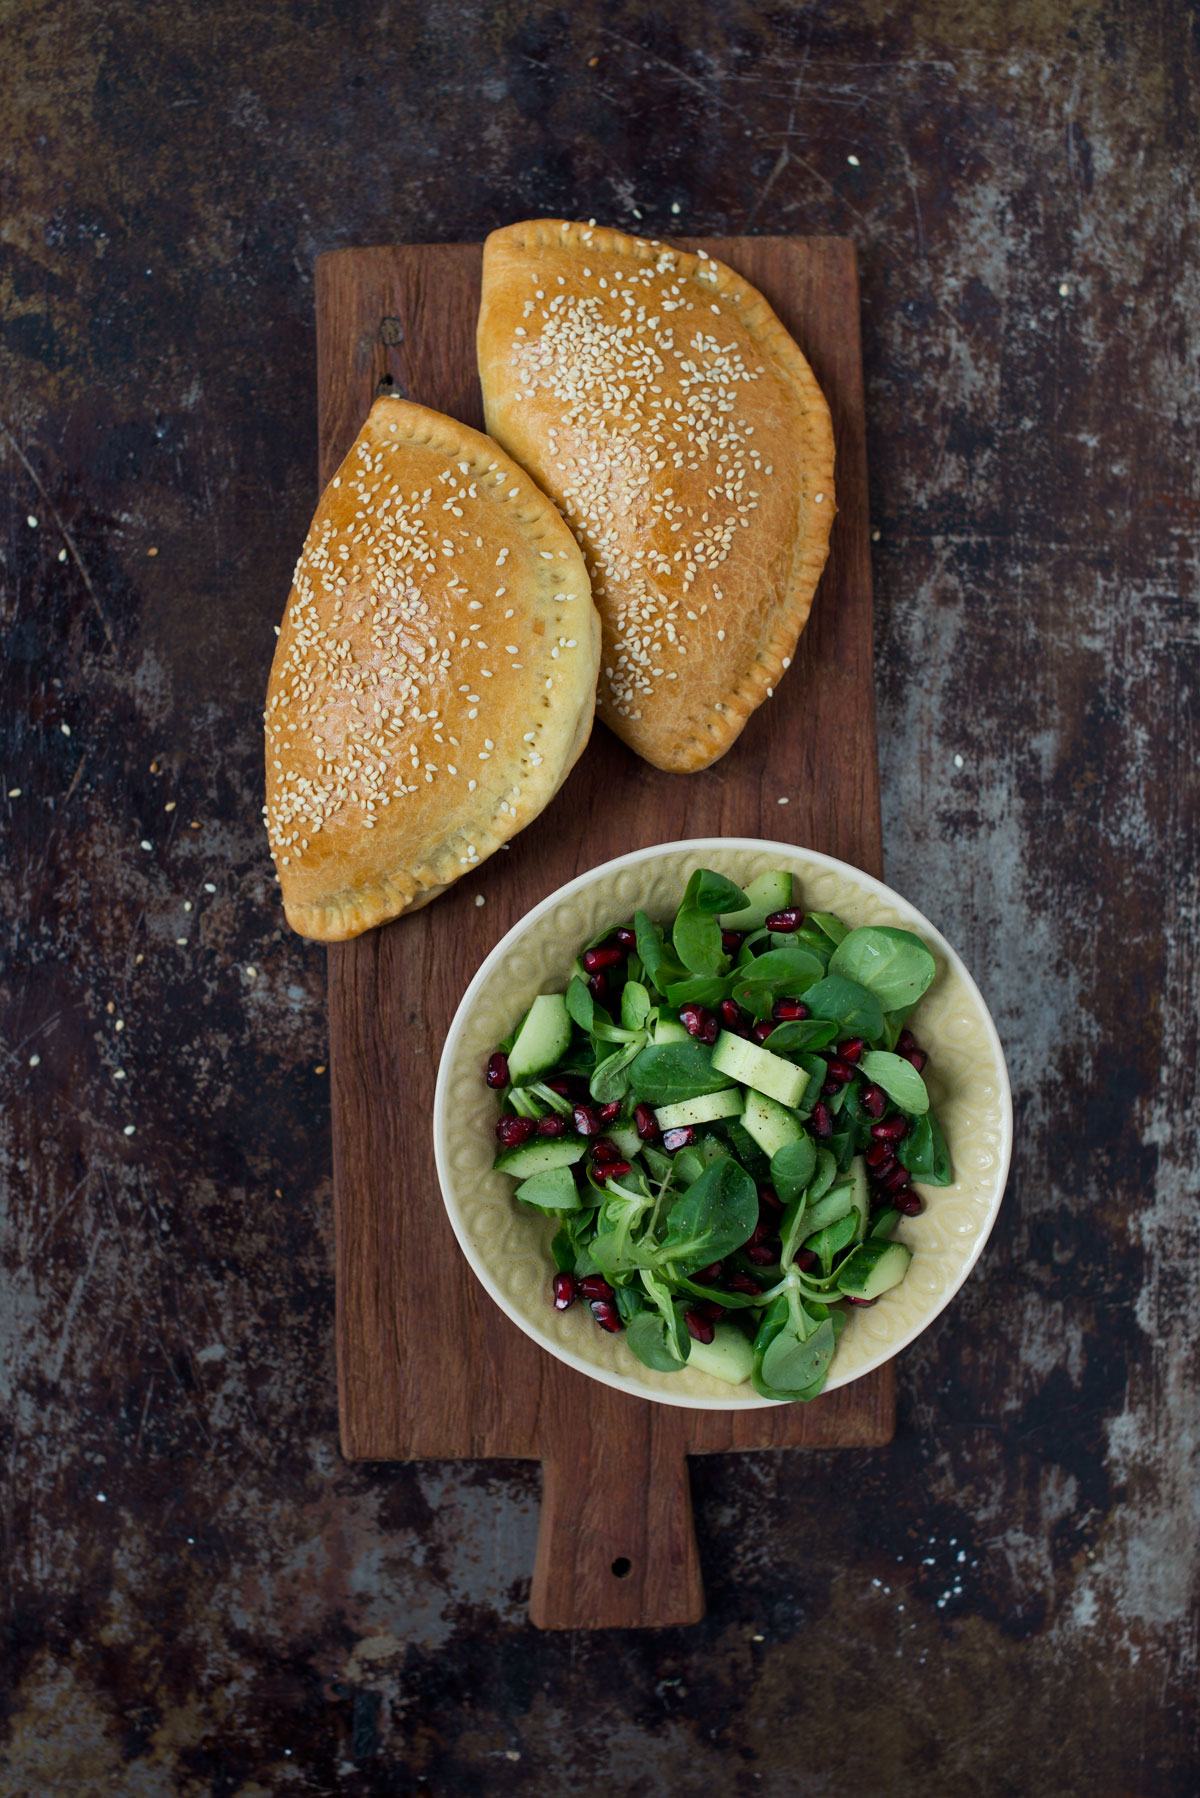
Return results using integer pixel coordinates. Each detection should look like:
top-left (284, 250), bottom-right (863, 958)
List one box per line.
top-left (433, 838), bottom-right (1012, 1409)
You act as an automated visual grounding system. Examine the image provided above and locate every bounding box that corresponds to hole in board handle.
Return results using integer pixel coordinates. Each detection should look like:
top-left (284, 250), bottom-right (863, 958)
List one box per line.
top-left (611, 1557), bottom-right (632, 1579)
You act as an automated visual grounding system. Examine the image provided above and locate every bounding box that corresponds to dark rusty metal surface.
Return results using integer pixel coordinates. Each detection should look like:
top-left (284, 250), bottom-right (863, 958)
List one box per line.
top-left (1, 2), bottom-right (1196, 1791)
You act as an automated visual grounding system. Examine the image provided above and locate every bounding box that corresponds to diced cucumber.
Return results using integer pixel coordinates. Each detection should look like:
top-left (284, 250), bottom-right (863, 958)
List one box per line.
top-left (493, 1136), bottom-right (586, 1177)
top-left (741, 1089), bottom-right (805, 1160)
top-left (686, 1322), bottom-right (755, 1386)
top-left (848, 1154), bottom-right (870, 1243)
top-left (835, 1239), bottom-right (913, 1300)
top-left (802, 1181), bottom-right (855, 1236)
top-left (717, 869), bottom-right (793, 932)
top-left (514, 1167), bottom-right (581, 1212)
top-left (869, 1206), bottom-right (902, 1239)
top-left (606, 1123), bottom-right (643, 1162)
top-left (654, 1087), bottom-right (744, 1132)
top-left (507, 993), bottom-right (572, 1084)
top-left (653, 1016), bottom-right (691, 1045)
top-left (710, 1031), bottom-right (810, 1109)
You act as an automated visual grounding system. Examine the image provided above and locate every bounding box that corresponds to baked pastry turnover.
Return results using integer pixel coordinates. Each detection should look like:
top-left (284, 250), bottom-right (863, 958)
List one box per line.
top-left (264, 395), bottom-right (599, 940)
top-left (478, 220), bottom-right (836, 772)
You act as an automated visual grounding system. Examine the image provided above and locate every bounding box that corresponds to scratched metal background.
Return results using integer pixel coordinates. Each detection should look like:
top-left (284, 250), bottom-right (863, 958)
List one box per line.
top-left (1, 1), bottom-right (1196, 1792)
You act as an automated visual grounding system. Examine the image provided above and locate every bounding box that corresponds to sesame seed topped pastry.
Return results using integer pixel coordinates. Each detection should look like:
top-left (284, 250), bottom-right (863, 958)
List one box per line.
top-left (264, 395), bottom-right (599, 941)
top-left (477, 220), bottom-right (836, 773)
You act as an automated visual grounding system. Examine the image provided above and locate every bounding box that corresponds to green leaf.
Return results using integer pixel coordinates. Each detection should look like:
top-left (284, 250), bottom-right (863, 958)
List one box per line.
top-left (858, 1050), bottom-right (930, 1115)
top-left (770, 1137), bottom-right (817, 1204)
top-left (625, 1310), bottom-right (688, 1372)
top-left (663, 973), bottom-right (731, 1008)
top-left (515, 1167), bottom-right (581, 1213)
top-left (757, 1017), bottom-right (839, 1055)
top-left (658, 1156), bottom-right (759, 1273)
top-left (621, 980), bottom-right (652, 1032)
top-left (566, 975), bottom-right (595, 1033)
top-left (806, 911), bottom-right (850, 946)
top-left (689, 868), bottom-right (750, 915)
top-left (671, 871), bottom-right (735, 976)
top-left (897, 1110), bottom-right (953, 1183)
top-left (634, 910), bottom-right (687, 994)
top-left (627, 1042), bottom-right (730, 1106)
top-left (828, 926), bottom-right (936, 1011)
top-left (760, 1315), bottom-right (836, 1395)
top-left (805, 1210), bottom-right (859, 1275)
top-left (734, 946), bottom-right (827, 991)
top-left (588, 1039), bottom-right (644, 1103)
top-left (800, 974), bottom-right (885, 1038)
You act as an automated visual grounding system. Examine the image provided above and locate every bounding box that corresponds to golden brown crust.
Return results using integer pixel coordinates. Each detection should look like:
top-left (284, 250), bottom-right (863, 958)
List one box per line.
top-left (477, 219), bottom-right (836, 773)
top-left (264, 395), bottom-right (599, 941)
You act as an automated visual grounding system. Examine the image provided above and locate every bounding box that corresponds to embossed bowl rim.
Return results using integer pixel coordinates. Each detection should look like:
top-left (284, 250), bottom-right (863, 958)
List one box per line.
top-left (433, 837), bottom-right (1013, 1409)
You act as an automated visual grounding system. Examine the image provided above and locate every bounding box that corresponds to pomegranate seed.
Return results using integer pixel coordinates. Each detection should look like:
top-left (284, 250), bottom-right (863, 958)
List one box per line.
top-left (765, 908), bottom-right (801, 932)
top-left (614, 926), bottom-right (637, 950)
top-left (726, 1271), bottom-right (764, 1296)
top-left (693, 1262), bottom-right (724, 1284)
top-left (749, 1219), bottom-right (774, 1246)
top-left (904, 1048), bottom-right (929, 1073)
top-left (772, 997), bottom-right (809, 1021)
top-left (598, 1160), bottom-right (632, 1182)
top-left (579, 1275), bottom-right (615, 1300)
top-left (757, 1185), bottom-right (783, 1216)
top-left (553, 1272), bottom-right (578, 1311)
top-left (752, 1020), bottom-right (777, 1044)
top-left (895, 1188), bottom-right (924, 1216)
top-left (745, 1240), bottom-right (781, 1266)
top-left (719, 997), bottom-right (749, 1035)
top-left (896, 1029), bottom-right (917, 1055)
top-left (598, 1100), bottom-right (622, 1124)
top-left (495, 1114), bottom-right (535, 1148)
top-left (845, 1294), bottom-right (877, 1307)
top-left (588, 972), bottom-right (608, 1001)
top-left (721, 930), bottom-right (744, 954)
top-left (582, 945), bottom-right (624, 974)
top-left (685, 1310), bottom-right (716, 1344)
top-left (796, 1249), bottom-right (820, 1274)
top-left (810, 1101), bottom-right (833, 1139)
top-left (536, 1115), bottom-right (567, 1137)
top-left (662, 1125), bottom-right (697, 1153)
top-left (573, 1104), bottom-right (603, 1137)
top-left (871, 1116), bottom-right (909, 1144)
top-left (861, 1083), bottom-right (887, 1118)
top-left (633, 1102), bottom-right (660, 1140)
top-left (589, 1299), bottom-right (622, 1332)
top-left (590, 1137), bottom-right (623, 1165)
top-left (485, 1051), bottom-right (509, 1089)
top-left (678, 1003), bottom-right (719, 1045)
top-left (865, 1140), bottom-right (893, 1170)
top-left (868, 1154), bottom-right (899, 1186)
top-left (547, 1076), bottom-right (575, 1097)
top-left (823, 1057), bottom-right (854, 1089)
top-left (881, 1163), bottom-right (912, 1195)
top-left (693, 1299), bottom-right (726, 1323)
top-left (837, 1038), bottom-right (866, 1065)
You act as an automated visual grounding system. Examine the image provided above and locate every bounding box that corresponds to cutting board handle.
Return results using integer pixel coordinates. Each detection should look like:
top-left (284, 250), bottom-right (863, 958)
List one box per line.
top-left (529, 1388), bottom-right (705, 1629)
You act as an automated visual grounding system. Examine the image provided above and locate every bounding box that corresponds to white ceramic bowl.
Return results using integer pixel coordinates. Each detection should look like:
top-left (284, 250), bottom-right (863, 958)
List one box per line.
top-left (433, 838), bottom-right (1012, 1409)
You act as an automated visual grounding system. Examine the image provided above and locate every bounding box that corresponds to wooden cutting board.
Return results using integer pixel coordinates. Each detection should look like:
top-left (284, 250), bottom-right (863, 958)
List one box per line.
top-left (319, 236), bottom-right (892, 1631)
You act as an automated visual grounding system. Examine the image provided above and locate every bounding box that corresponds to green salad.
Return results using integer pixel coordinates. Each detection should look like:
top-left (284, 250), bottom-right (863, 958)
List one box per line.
top-left (484, 867), bottom-right (951, 1401)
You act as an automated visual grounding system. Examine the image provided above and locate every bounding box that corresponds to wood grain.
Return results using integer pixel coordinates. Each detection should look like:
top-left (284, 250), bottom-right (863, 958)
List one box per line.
top-left (319, 238), bottom-right (891, 1630)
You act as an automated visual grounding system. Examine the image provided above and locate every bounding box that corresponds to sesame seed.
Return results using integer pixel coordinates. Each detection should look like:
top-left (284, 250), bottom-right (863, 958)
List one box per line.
top-left (29, 1053), bottom-right (40, 1067)
top-left (26, 514), bottom-right (37, 528)
top-left (7, 787), bottom-right (20, 798)
top-left (123, 1125), bottom-right (135, 1137)
top-left (777, 796), bottom-right (789, 804)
